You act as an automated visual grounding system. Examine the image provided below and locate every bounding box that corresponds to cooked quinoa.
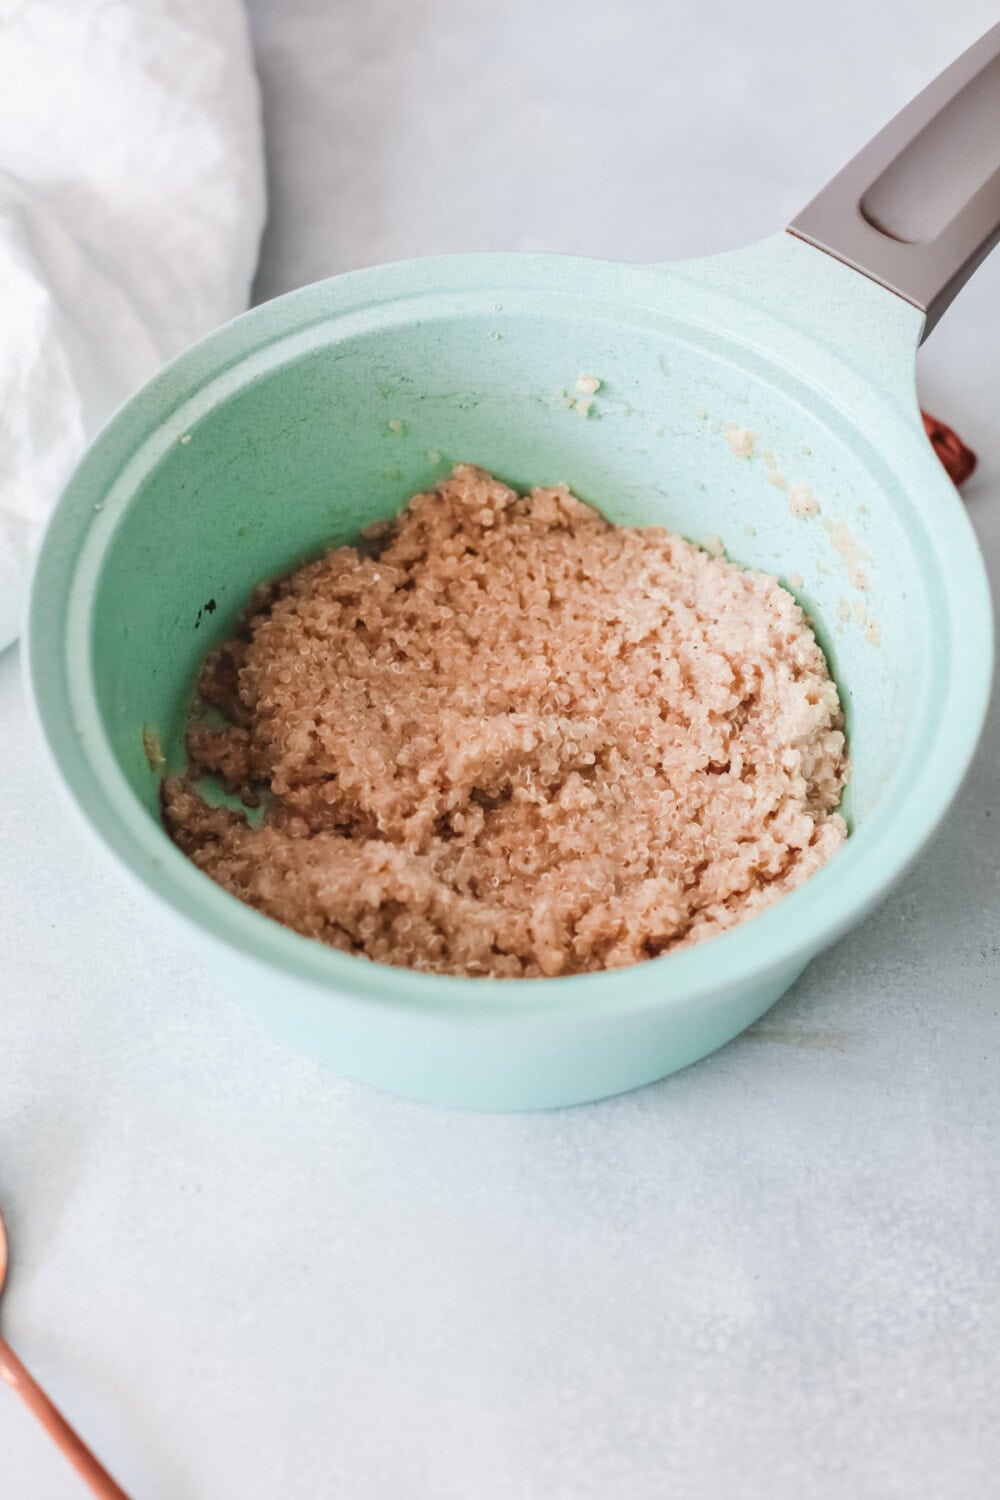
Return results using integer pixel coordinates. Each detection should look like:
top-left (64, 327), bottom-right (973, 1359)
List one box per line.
top-left (163, 464), bottom-right (848, 977)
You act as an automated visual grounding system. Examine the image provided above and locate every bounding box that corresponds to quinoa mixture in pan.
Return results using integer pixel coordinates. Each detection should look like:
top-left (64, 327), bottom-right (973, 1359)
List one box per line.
top-left (163, 464), bottom-right (848, 977)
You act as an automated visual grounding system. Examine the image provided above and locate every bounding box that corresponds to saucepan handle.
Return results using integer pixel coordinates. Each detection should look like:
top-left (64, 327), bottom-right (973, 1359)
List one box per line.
top-left (789, 22), bottom-right (1000, 339)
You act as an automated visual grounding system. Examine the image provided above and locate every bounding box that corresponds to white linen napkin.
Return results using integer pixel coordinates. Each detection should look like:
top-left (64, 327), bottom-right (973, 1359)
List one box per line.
top-left (0, 0), bottom-right (265, 651)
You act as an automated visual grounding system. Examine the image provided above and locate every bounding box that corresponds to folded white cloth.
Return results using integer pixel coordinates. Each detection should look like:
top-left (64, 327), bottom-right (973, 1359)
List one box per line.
top-left (0, 0), bottom-right (265, 651)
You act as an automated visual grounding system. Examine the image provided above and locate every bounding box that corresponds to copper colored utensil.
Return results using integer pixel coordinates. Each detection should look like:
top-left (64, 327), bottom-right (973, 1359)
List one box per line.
top-left (0, 1210), bottom-right (131, 1498)
top-left (921, 410), bottom-right (978, 487)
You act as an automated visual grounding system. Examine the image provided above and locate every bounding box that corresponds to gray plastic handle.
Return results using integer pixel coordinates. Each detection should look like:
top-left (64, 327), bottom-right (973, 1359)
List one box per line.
top-left (789, 23), bottom-right (1000, 339)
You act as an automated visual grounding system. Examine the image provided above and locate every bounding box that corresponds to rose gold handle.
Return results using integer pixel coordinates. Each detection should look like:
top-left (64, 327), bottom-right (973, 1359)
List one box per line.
top-left (0, 1336), bottom-right (131, 1499)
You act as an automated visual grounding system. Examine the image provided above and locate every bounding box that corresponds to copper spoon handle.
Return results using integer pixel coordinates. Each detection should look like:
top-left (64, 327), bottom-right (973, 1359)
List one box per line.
top-left (0, 1335), bottom-right (131, 1499)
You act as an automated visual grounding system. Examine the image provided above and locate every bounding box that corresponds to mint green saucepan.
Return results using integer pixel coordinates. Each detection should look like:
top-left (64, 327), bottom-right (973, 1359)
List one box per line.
top-left (27, 30), bottom-right (998, 1108)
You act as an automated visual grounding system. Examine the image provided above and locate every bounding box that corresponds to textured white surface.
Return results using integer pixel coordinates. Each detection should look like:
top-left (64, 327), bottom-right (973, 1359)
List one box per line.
top-left (3, 2), bottom-right (1000, 1495)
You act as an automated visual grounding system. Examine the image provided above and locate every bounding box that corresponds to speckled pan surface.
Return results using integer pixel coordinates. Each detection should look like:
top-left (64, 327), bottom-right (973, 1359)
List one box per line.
top-left (26, 233), bottom-right (993, 1108)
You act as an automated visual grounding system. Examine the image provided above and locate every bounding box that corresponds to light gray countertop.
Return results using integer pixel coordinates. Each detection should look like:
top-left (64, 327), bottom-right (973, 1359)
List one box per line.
top-left (3, 3), bottom-right (999, 1495)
